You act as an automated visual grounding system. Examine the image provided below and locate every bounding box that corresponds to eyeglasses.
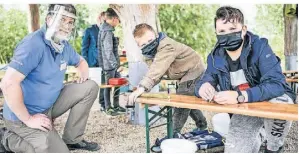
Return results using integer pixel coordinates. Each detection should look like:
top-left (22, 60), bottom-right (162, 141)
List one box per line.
top-left (60, 17), bottom-right (75, 29)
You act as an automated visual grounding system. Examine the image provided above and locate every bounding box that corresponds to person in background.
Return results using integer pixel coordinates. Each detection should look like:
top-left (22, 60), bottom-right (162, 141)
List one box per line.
top-left (98, 8), bottom-right (126, 115)
top-left (81, 11), bottom-right (106, 111)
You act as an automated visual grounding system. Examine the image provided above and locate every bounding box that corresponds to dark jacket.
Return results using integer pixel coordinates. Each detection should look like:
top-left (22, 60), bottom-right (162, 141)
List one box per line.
top-left (81, 24), bottom-right (99, 67)
top-left (195, 31), bottom-right (296, 103)
top-left (97, 22), bottom-right (120, 71)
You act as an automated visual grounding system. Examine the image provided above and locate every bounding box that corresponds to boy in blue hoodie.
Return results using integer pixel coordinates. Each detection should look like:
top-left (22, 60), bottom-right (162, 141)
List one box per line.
top-left (195, 6), bottom-right (296, 153)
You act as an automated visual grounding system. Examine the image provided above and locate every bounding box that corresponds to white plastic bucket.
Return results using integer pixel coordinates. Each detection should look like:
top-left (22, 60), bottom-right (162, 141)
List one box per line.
top-left (161, 139), bottom-right (197, 153)
top-left (212, 113), bottom-right (230, 138)
top-left (89, 67), bottom-right (102, 85)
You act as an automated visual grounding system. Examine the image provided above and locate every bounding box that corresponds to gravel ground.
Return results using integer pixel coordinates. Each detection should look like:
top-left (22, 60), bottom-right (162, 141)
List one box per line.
top-left (53, 95), bottom-right (298, 153)
top-left (0, 96), bottom-right (298, 153)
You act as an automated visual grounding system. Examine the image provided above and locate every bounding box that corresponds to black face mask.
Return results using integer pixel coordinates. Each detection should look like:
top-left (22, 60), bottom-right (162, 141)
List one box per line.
top-left (216, 31), bottom-right (243, 52)
top-left (141, 38), bottom-right (159, 58)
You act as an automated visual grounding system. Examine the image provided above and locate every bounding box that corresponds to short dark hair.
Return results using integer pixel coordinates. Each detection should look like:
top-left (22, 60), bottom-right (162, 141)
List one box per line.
top-left (133, 23), bottom-right (155, 38)
top-left (105, 8), bottom-right (119, 19)
top-left (47, 4), bottom-right (76, 16)
top-left (100, 11), bottom-right (105, 17)
top-left (214, 6), bottom-right (244, 28)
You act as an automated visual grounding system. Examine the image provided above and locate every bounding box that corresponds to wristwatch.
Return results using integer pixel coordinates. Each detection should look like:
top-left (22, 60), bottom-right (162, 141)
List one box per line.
top-left (237, 89), bottom-right (245, 103)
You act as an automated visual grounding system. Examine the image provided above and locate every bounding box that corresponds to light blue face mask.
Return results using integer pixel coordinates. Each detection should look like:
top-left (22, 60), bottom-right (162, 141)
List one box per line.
top-left (50, 40), bottom-right (64, 53)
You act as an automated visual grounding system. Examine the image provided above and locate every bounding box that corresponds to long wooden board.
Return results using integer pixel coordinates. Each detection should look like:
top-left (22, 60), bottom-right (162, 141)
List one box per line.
top-left (286, 78), bottom-right (298, 83)
top-left (283, 70), bottom-right (298, 74)
top-left (136, 93), bottom-right (298, 121)
top-left (0, 70), bottom-right (5, 80)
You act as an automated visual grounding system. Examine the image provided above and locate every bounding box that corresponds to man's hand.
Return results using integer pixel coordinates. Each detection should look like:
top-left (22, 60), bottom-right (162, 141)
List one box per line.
top-left (128, 87), bottom-right (145, 105)
top-left (214, 91), bottom-right (238, 105)
top-left (198, 82), bottom-right (216, 101)
top-left (117, 66), bottom-right (124, 73)
top-left (23, 114), bottom-right (52, 132)
top-left (77, 69), bottom-right (89, 84)
top-left (76, 57), bottom-right (89, 84)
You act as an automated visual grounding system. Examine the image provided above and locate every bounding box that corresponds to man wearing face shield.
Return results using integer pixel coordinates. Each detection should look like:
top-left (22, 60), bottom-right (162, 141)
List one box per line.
top-left (128, 23), bottom-right (208, 134)
top-left (195, 6), bottom-right (296, 153)
top-left (0, 4), bottom-right (100, 152)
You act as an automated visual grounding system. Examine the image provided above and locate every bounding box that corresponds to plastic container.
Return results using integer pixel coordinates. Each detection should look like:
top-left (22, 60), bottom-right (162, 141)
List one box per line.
top-left (126, 105), bottom-right (135, 122)
top-left (161, 139), bottom-right (197, 153)
top-left (89, 68), bottom-right (102, 85)
top-left (212, 113), bottom-right (230, 138)
top-left (108, 78), bottom-right (127, 85)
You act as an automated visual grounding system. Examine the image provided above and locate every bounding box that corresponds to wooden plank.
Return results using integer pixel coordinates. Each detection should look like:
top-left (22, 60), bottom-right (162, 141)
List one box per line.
top-left (283, 70), bottom-right (298, 74)
top-left (286, 78), bottom-right (298, 83)
top-left (136, 93), bottom-right (298, 121)
top-left (0, 69), bottom-right (77, 80)
top-left (0, 70), bottom-right (5, 80)
top-left (99, 84), bottom-right (127, 88)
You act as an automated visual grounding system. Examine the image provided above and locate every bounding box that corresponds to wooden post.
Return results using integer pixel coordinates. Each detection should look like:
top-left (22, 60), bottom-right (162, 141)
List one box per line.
top-left (283, 4), bottom-right (298, 70)
top-left (110, 4), bottom-right (159, 62)
top-left (110, 4), bottom-right (159, 87)
top-left (28, 4), bottom-right (40, 33)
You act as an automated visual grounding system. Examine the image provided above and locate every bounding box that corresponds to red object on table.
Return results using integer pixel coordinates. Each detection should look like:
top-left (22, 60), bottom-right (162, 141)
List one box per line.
top-left (238, 83), bottom-right (250, 91)
top-left (108, 78), bottom-right (127, 85)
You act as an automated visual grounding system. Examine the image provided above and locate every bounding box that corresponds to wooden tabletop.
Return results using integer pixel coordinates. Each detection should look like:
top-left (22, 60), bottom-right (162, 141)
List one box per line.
top-left (0, 69), bottom-right (77, 79)
top-left (283, 70), bottom-right (298, 74)
top-left (286, 78), bottom-right (298, 83)
top-left (0, 70), bottom-right (5, 79)
top-left (99, 84), bottom-right (128, 88)
top-left (136, 93), bottom-right (298, 121)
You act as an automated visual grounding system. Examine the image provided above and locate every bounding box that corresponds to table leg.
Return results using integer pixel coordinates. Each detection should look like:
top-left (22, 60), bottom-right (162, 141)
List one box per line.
top-left (111, 87), bottom-right (115, 107)
top-left (145, 104), bottom-right (150, 153)
top-left (167, 106), bottom-right (173, 138)
top-left (65, 74), bottom-right (69, 82)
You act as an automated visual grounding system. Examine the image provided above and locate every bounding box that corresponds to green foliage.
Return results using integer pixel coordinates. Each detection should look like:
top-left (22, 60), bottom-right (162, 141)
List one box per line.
top-left (0, 5), bottom-right (28, 64)
top-left (70, 4), bottom-right (90, 53)
top-left (253, 4), bottom-right (284, 66)
top-left (159, 4), bottom-right (286, 65)
top-left (0, 4), bottom-right (288, 66)
top-left (159, 4), bottom-right (220, 62)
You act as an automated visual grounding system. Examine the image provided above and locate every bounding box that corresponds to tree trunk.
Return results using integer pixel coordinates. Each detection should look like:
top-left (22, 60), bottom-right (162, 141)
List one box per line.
top-left (28, 4), bottom-right (40, 33)
top-left (110, 4), bottom-right (159, 86)
top-left (283, 4), bottom-right (298, 70)
top-left (110, 4), bottom-right (160, 125)
top-left (110, 4), bottom-right (159, 62)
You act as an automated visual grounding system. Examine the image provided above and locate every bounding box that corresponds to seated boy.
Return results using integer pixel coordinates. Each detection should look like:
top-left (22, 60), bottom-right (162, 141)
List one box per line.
top-left (195, 6), bottom-right (296, 153)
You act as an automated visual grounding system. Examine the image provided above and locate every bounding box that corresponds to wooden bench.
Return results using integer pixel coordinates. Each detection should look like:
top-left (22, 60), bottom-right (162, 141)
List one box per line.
top-left (283, 71), bottom-right (298, 94)
top-left (136, 93), bottom-right (298, 153)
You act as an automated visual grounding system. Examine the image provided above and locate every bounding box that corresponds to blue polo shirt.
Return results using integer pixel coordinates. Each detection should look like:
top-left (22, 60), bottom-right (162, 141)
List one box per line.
top-left (3, 25), bottom-right (80, 121)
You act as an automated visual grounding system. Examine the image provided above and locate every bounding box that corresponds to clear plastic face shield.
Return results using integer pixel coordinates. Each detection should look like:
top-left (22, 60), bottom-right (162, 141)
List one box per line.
top-left (45, 5), bottom-right (77, 43)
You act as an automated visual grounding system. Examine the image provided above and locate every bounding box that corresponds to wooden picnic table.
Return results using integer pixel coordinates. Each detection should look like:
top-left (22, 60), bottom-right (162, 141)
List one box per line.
top-left (286, 78), bottom-right (298, 83)
top-left (283, 70), bottom-right (298, 74)
top-left (136, 93), bottom-right (298, 153)
top-left (0, 70), bottom-right (5, 80)
top-left (0, 69), bottom-right (77, 81)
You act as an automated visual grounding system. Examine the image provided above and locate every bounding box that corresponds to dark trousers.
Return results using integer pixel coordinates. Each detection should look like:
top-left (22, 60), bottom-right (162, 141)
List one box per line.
top-left (103, 69), bottom-right (120, 109)
top-left (173, 77), bottom-right (207, 133)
